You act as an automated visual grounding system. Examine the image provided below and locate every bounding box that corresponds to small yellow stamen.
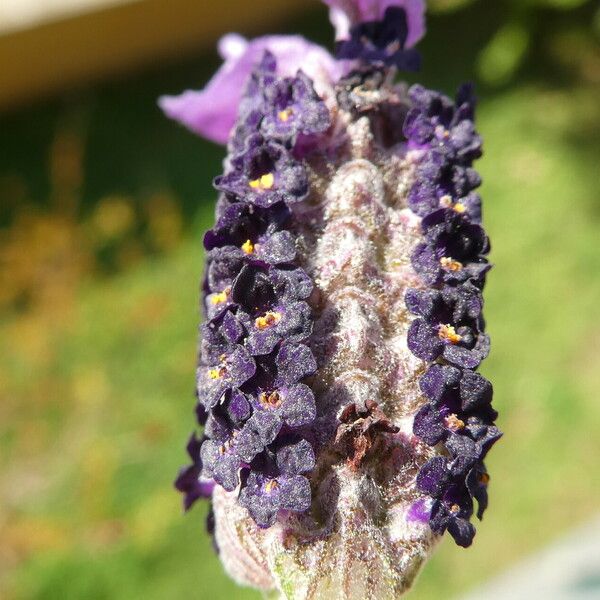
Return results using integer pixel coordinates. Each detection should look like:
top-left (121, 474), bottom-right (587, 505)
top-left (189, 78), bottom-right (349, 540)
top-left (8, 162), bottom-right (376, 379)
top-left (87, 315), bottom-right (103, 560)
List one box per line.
top-left (259, 391), bottom-right (282, 409)
top-left (208, 364), bottom-right (227, 380)
top-left (249, 172), bottom-right (275, 191)
top-left (439, 195), bottom-right (466, 214)
top-left (241, 239), bottom-right (255, 255)
top-left (440, 257), bottom-right (464, 272)
top-left (278, 108), bottom-right (293, 122)
top-left (265, 479), bottom-right (280, 493)
top-left (444, 414), bottom-right (466, 431)
top-left (438, 324), bottom-right (462, 344)
top-left (450, 503), bottom-right (460, 514)
top-left (210, 287), bottom-right (230, 305)
top-left (255, 311), bottom-right (282, 330)
top-left (208, 368), bottom-right (221, 380)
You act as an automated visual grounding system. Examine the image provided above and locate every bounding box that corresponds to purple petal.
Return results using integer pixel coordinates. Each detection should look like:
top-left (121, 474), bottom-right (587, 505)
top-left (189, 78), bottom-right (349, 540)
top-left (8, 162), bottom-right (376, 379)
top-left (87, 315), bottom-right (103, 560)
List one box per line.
top-left (416, 456), bottom-right (449, 497)
top-left (276, 439), bottom-right (315, 475)
top-left (159, 34), bottom-right (342, 144)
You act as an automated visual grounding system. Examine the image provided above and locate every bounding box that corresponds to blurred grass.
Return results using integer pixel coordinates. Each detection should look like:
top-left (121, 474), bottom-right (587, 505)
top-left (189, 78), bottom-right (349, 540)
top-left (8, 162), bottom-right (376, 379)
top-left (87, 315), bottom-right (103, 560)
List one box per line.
top-left (1, 1), bottom-right (599, 599)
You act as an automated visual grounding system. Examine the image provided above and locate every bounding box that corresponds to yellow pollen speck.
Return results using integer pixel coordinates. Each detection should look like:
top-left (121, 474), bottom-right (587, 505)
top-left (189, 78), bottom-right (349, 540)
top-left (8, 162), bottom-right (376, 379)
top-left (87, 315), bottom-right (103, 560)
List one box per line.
top-left (440, 257), bottom-right (464, 272)
top-left (278, 108), bottom-right (293, 122)
top-left (255, 311), bottom-right (282, 330)
top-left (208, 364), bottom-right (227, 380)
top-left (241, 239), bottom-right (254, 255)
top-left (210, 287), bottom-right (230, 305)
top-left (265, 479), bottom-right (280, 493)
top-left (249, 173), bottom-right (274, 191)
top-left (438, 324), bottom-right (462, 344)
top-left (450, 504), bottom-right (460, 514)
top-left (445, 414), bottom-right (466, 431)
top-left (453, 202), bottom-right (466, 213)
top-left (260, 391), bottom-right (282, 409)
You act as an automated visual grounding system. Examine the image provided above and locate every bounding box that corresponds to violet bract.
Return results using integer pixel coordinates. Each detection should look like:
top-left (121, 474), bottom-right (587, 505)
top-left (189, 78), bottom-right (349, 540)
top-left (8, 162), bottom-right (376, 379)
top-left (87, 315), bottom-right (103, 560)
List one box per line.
top-left (162, 0), bottom-right (501, 597)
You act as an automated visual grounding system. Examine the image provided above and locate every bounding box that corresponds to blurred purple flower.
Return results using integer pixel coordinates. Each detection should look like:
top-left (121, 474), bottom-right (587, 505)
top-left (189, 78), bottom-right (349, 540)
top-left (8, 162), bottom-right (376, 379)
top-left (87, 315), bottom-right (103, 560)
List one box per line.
top-left (323, 0), bottom-right (426, 47)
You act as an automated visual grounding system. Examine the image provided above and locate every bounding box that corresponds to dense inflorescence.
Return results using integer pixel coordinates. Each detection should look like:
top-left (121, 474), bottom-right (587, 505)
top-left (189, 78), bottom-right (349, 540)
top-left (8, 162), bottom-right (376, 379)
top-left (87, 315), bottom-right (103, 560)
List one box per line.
top-left (403, 85), bottom-right (502, 547)
top-left (175, 52), bottom-right (331, 530)
top-left (166, 0), bottom-right (502, 594)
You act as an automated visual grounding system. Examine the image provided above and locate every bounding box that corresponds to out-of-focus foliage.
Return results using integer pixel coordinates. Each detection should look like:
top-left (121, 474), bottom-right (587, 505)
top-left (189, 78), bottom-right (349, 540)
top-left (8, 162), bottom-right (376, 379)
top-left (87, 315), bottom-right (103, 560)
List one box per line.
top-left (429, 0), bottom-right (599, 85)
top-left (0, 1), bottom-right (599, 599)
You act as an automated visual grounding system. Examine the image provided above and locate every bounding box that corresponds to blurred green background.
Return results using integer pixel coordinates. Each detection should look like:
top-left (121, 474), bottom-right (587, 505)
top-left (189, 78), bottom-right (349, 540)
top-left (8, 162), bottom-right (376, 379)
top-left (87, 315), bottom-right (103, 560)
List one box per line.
top-left (0, 0), bottom-right (599, 598)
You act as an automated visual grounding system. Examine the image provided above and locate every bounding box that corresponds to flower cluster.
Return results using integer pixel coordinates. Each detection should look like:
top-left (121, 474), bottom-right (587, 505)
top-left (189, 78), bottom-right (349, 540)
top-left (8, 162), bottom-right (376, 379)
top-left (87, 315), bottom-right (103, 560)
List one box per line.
top-left (176, 52), bottom-right (331, 529)
top-left (404, 85), bottom-right (501, 547)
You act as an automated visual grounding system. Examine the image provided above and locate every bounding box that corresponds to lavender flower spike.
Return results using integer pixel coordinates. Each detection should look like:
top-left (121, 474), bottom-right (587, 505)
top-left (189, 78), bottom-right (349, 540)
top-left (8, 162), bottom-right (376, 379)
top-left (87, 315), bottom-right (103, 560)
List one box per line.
top-left (167, 2), bottom-right (501, 598)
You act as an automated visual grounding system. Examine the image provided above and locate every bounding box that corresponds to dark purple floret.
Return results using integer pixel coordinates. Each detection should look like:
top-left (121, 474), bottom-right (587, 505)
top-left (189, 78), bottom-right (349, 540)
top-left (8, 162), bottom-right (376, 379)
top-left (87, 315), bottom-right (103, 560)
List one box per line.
top-left (200, 310), bottom-right (245, 364)
top-left (413, 404), bottom-right (446, 446)
top-left (233, 411), bottom-right (282, 463)
top-left (196, 344), bottom-right (257, 409)
top-left (229, 51), bottom-right (278, 153)
top-left (466, 462), bottom-right (490, 520)
top-left (204, 201), bottom-right (295, 264)
top-left (245, 375), bottom-right (317, 429)
top-left (226, 389), bottom-right (252, 425)
top-left (261, 71), bottom-right (331, 141)
top-left (411, 242), bottom-right (490, 287)
top-left (416, 456), bottom-right (450, 497)
top-left (275, 342), bottom-right (318, 386)
top-left (405, 284), bottom-right (483, 324)
top-left (335, 7), bottom-right (421, 71)
top-left (214, 134), bottom-right (309, 208)
top-left (407, 318), bottom-right (489, 369)
top-left (421, 209), bottom-right (489, 256)
top-left (201, 437), bottom-right (243, 492)
top-left (238, 441), bottom-right (315, 527)
top-left (205, 246), bottom-right (248, 301)
top-left (238, 471), bottom-right (312, 528)
top-left (174, 433), bottom-right (215, 511)
top-left (240, 300), bottom-right (313, 356)
top-left (231, 263), bottom-right (313, 313)
top-left (429, 487), bottom-right (475, 547)
top-left (419, 364), bottom-right (493, 412)
top-left (405, 83), bottom-right (481, 163)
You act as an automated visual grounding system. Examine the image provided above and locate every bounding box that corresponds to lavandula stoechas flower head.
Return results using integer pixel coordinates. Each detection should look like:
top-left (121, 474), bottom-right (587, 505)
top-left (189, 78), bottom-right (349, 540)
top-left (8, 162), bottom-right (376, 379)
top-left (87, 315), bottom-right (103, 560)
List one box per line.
top-left (161, 0), bottom-right (501, 596)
